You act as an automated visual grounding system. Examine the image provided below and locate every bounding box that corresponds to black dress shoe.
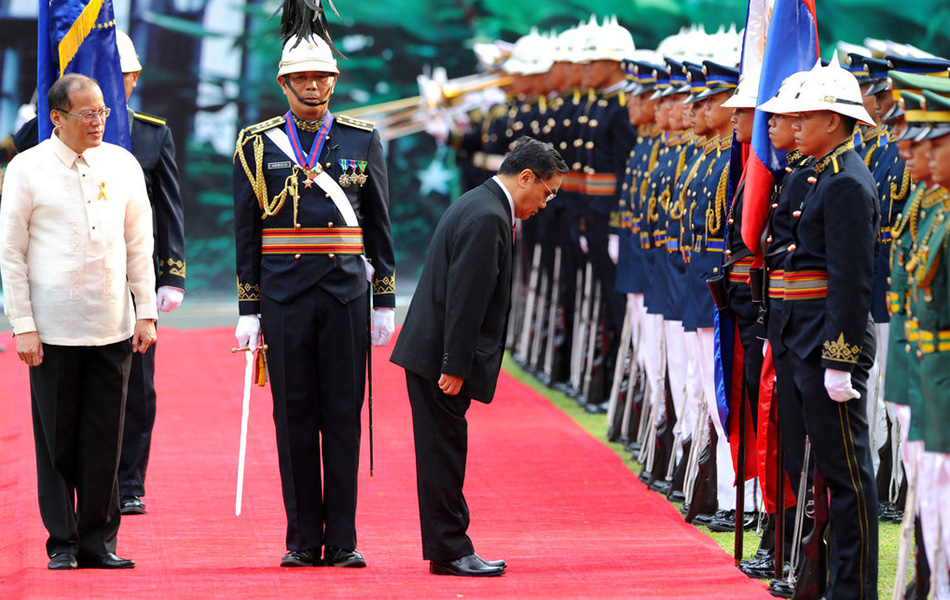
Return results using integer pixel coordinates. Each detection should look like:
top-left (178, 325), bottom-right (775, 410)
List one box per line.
top-left (77, 552), bottom-right (135, 569)
top-left (120, 495), bottom-right (146, 515)
top-left (280, 549), bottom-right (322, 567)
top-left (430, 553), bottom-right (504, 577)
top-left (323, 546), bottom-right (366, 567)
top-left (473, 553), bottom-right (507, 568)
top-left (48, 553), bottom-right (77, 570)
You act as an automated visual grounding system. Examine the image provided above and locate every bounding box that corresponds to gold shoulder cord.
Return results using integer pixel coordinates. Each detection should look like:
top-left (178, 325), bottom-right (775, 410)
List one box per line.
top-left (674, 153), bottom-right (705, 221)
top-left (706, 163), bottom-right (729, 236)
top-left (674, 148), bottom-right (688, 183)
top-left (889, 166), bottom-right (911, 220)
top-left (234, 130), bottom-right (298, 221)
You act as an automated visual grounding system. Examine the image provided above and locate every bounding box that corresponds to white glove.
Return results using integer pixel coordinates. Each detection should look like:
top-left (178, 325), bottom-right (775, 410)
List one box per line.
top-left (608, 234), bottom-right (620, 265)
top-left (824, 368), bottom-right (860, 402)
top-left (235, 315), bottom-right (261, 351)
top-left (372, 307), bottom-right (395, 347)
top-left (579, 235), bottom-right (589, 255)
top-left (156, 286), bottom-right (185, 313)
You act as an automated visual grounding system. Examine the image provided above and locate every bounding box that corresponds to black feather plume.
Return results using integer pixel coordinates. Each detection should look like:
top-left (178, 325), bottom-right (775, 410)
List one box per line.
top-left (274, 0), bottom-right (346, 59)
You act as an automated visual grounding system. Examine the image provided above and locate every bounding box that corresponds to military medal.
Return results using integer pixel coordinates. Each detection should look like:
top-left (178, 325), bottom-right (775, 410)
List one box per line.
top-left (356, 160), bottom-right (368, 186)
top-left (338, 159), bottom-right (352, 187)
top-left (285, 110), bottom-right (334, 188)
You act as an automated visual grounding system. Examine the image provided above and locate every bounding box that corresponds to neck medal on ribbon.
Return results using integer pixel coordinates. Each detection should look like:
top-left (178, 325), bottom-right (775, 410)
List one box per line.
top-left (285, 111), bottom-right (334, 189)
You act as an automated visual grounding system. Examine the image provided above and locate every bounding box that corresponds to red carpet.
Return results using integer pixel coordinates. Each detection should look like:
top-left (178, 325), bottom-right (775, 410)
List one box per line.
top-left (0, 327), bottom-right (772, 599)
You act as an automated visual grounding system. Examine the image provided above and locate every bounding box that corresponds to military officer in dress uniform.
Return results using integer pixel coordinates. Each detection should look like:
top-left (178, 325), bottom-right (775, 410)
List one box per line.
top-left (112, 30), bottom-right (187, 517)
top-left (767, 58), bottom-right (881, 600)
top-left (232, 35), bottom-right (396, 568)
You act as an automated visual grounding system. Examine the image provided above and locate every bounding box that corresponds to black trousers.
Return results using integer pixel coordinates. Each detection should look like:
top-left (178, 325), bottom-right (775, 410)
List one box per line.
top-left (405, 370), bottom-right (475, 562)
top-left (262, 287), bottom-right (367, 552)
top-left (119, 341), bottom-right (156, 497)
top-left (788, 325), bottom-right (878, 600)
top-left (29, 339), bottom-right (132, 557)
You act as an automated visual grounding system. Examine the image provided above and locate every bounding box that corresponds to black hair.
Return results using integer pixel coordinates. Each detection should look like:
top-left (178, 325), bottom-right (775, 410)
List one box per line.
top-left (838, 114), bottom-right (858, 136)
top-left (498, 136), bottom-right (568, 179)
top-left (48, 73), bottom-right (98, 113)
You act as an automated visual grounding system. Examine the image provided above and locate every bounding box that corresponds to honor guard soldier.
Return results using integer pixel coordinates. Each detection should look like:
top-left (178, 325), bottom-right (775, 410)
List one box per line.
top-left (860, 58), bottom-right (947, 509)
top-left (905, 89), bottom-right (950, 598)
top-left (575, 16), bottom-right (636, 412)
top-left (883, 86), bottom-right (942, 599)
top-left (683, 62), bottom-right (745, 526)
top-left (767, 58), bottom-right (881, 600)
top-left (614, 61), bottom-right (662, 329)
top-left (232, 34), bottom-right (396, 568)
top-left (746, 72), bottom-right (817, 580)
top-left (112, 30), bottom-right (187, 517)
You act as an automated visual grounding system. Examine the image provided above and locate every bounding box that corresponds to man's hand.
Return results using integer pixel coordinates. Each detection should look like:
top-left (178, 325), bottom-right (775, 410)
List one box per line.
top-left (235, 315), bottom-right (261, 351)
top-left (16, 331), bottom-right (44, 367)
top-left (579, 235), bottom-right (589, 255)
top-left (372, 307), bottom-right (395, 346)
top-left (607, 234), bottom-right (619, 265)
top-left (132, 319), bottom-right (157, 354)
top-left (156, 286), bottom-right (185, 313)
top-left (824, 368), bottom-right (860, 402)
top-left (438, 373), bottom-right (464, 396)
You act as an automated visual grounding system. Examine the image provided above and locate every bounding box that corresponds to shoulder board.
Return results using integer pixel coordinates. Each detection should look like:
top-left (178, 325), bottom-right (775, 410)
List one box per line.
top-left (243, 116), bottom-right (286, 136)
top-left (132, 111), bottom-right (167, 127)
top-left (335, 114), bottom-right (375, 132)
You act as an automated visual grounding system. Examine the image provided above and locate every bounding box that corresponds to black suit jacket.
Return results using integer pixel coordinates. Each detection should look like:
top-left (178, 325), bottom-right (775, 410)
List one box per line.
top-left (391, 178), bottom-right (513, 403)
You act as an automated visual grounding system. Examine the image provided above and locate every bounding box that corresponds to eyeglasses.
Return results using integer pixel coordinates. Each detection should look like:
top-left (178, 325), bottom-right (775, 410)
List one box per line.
top-left (532, 172), bottom-right (558, 201)
top-left (58, 107), bottom-right (111, 123)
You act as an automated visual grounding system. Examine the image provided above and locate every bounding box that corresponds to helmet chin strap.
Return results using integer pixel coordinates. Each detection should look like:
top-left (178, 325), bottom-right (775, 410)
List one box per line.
top-left (287, 82), bottom-right (332, 107)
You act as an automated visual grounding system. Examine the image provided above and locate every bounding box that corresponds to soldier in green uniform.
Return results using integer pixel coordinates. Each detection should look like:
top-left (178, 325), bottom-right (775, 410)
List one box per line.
top-left (905, 89), bottom-right (950, 597)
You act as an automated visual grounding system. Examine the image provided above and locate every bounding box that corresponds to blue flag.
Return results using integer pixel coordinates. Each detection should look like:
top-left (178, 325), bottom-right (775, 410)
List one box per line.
top-left (38, 0), bottom-right (130, 150)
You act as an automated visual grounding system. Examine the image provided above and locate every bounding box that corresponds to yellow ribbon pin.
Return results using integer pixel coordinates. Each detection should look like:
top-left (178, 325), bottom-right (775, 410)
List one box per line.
top-left (98, 182), bottom-right (107, 201)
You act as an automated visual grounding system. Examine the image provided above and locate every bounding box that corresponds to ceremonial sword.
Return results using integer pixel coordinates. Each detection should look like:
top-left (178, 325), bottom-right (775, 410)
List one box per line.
top-left (235, 350), bottom-right (253, 516)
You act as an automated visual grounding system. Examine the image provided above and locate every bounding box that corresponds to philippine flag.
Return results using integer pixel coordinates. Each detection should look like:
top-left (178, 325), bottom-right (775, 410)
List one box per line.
top-left (739, 0), bottom-right (819, 261)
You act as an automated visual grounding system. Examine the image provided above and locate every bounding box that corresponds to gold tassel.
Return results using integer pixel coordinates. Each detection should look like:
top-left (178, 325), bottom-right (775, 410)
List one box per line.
top-left (254, 344), bottom-right (269, 386)
top-left (57, 0), bottom-right (105, 76)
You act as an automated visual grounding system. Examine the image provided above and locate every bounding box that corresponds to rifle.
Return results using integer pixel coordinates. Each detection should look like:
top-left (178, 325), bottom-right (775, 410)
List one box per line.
top-left (527, 267), bottom-right (549, 373)
top-left (578, 277), bottom-right (601, 406)
top-left (606, 301), bottom-right (633, 439)
top-left (792, 467), bottom-right (828, 600)
top-left (568, 265), bottom-right (591, 397)
top-left (516, 243), bottom-right (542, 364)
top-left (540, 247), bottom-right (562, 386)
top-left (685, 417), bottom-right (720, 523)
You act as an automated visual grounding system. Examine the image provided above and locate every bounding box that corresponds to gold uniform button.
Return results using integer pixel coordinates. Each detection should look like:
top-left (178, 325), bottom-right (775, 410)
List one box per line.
top-left (294, 253), bottom-right (301, 260)
top-left (328, 222), bottom-right (333, 228)
top-left (295, 223), bottom-right (302, 229)
top-left (328, 253), bottom-right (335, 259)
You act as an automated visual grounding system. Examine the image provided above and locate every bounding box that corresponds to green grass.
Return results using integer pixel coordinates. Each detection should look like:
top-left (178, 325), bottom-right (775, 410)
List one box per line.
top-left (502, 354), bottom-right (907, 598)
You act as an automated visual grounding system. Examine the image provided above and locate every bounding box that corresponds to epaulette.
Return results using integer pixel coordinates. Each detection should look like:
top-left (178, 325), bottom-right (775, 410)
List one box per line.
top-left (243, 116), bottom-right (286, 137)
top-left (132, 111), bottom-right (167, 127)
top-left (335, 114), bottom-right (375, 132)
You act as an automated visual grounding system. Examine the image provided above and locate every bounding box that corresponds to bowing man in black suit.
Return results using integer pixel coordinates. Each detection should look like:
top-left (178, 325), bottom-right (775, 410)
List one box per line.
top-left (391, 137), bottom-right (566, 577)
